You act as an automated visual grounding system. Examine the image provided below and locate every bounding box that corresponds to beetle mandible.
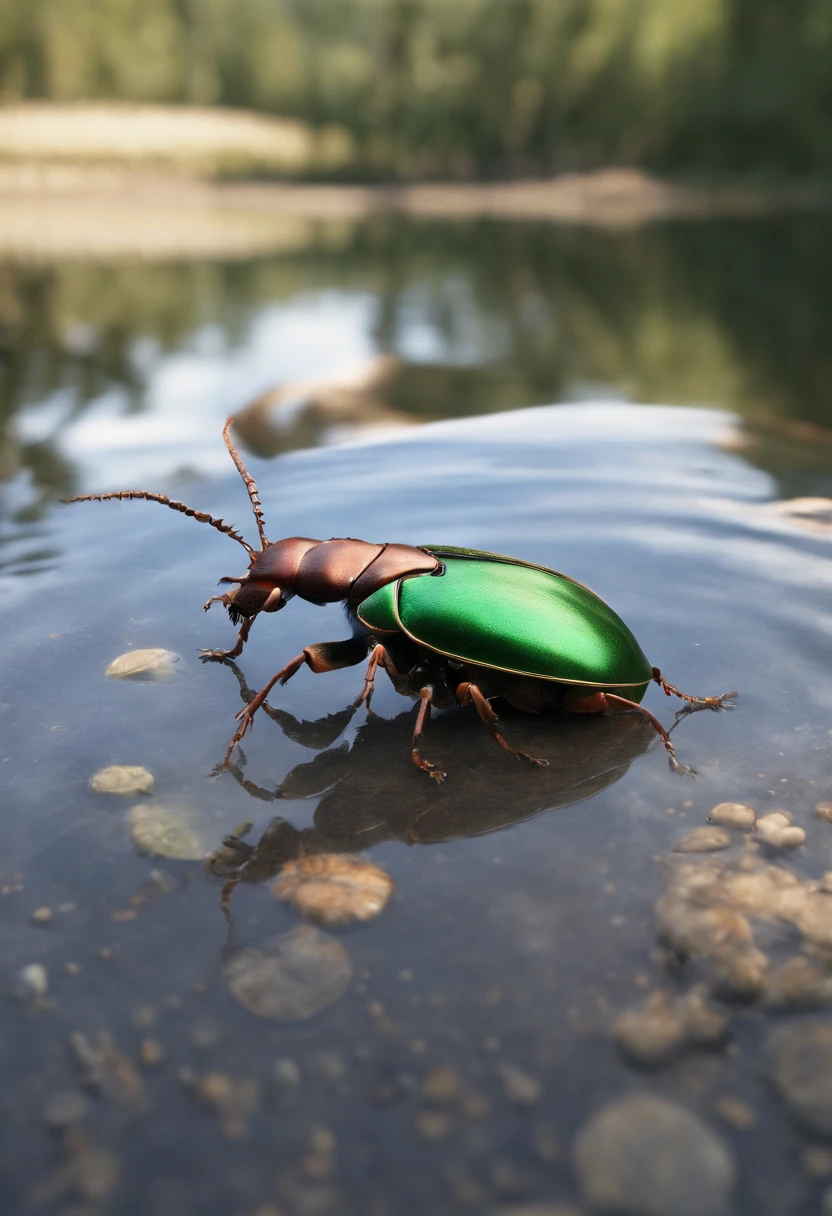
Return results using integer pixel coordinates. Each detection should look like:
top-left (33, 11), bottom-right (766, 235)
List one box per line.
top-left (66, 416), bottom-right (736, 781)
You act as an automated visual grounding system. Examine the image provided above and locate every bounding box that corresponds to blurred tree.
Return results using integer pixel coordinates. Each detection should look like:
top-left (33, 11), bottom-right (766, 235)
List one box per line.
top-left (0, 0), bottom-right (829, 178)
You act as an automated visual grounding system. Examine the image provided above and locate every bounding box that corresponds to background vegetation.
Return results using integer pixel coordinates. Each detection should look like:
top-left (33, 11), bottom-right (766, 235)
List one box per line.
top-left (0, 0), bottom-right (830, 180)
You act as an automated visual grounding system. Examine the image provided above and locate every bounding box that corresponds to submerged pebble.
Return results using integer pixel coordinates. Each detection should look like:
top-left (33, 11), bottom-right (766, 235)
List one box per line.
top-left (496, 1062), bottom-right (541, 1106)
top-left (770, 1021), bottom-right (832, 1138)
top-left (224, 925), bottom-right (351, 1020)
top-left (273, 854), bottom-right (394, 926)
top-left (754, 811), bottom-right (805, 849)
top-left (105, 648), bottom-right (180, 680)
top-left (613, 985), bottom-right (729, 1067)
top-left (708, 802), bottom-right (756, 830)
top-left (674, 827), bottom-right (731, 854)
top-left (573, 1093), bottom-right (735, 1216)
top-left (11, 962), bottom-right (48, 1003)
top-left (127, 803), bottom-right (208, 860)
top-left (816, 802), bottom-right (832, 823)
top-left (90, 765), bottom-right (154, 796)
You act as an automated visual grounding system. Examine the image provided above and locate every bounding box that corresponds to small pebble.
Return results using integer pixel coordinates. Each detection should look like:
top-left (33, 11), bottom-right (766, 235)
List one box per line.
top-left (146, 868), bottom-right (179, 894)
top-left (497, 1062), bottom-right (541, 1106)
top-left (11, 962), bottom-right (48, 1002)
top-left (41, 1089), bottom-right (91, 1129)
top-left (709, 802), bottom-right (756, 830)
top-left (421, 1066), bottom-right (463, 1104)
top-left (139, 1037), bottom-right (165, 1068)
top-left (673, 827), bottom-right (731, 854)
top-left (64, 961), bottom-right (81, 975)
top-left (714, 1096), bottom-right (755, 1129)
top-left (30, 906), bottom-right (54, 925)
top-left (90, 765), bottom-right (154, 796)
top-left (415, 1109), bottom-right (451, 1140)
top-left (105, 648), bottom-right (180, 680)
top-left (816, 803), bottom-right (832, 824)
top-left (755, 812), bottom-right (805, 849)
top-left (273, 1057), bottom-right (302, 1088)
top-left (803, 1146), bottom-right (832, 1178)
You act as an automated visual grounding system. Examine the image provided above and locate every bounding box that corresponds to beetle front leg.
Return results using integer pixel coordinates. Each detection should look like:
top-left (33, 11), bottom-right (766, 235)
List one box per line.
top-left (200, 616), bottom-right (255, 664)
top-left (651, 667), bottom-right (738, 712)
top-left (457, 682), bottom-right (549, 768)
top-left (217, 636), bottom-right (370, 769)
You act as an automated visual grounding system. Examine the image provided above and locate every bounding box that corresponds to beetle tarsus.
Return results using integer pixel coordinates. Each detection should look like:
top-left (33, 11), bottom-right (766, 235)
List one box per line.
top-left (652, 669), bottom-right (738, 712)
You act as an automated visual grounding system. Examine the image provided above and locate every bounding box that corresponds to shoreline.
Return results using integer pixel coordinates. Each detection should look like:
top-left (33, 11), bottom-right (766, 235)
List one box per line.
top-left (0, 164), bottom-right (829, 261)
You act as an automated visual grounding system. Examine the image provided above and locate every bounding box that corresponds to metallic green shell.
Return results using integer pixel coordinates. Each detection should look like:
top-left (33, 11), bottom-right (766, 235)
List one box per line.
top-left (357, 545), bottom-right (652, 691)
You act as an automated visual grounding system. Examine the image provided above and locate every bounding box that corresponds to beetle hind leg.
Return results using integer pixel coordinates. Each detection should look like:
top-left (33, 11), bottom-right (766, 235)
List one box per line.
top-left (652, 667), bottom-right (738, 712)
top-left (457, 682), bottom-right (549, 769)
top-left (567, 689), bottom-right (696, 778)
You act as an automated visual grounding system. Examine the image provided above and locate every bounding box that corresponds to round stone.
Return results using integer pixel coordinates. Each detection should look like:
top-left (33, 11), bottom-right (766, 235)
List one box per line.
top-left (708, 802), bottom-right (756, 830)
top-left (90, 765), bottom-right (154, 796)
top-left (224, 925), bottom-right (351, 1020)
top-left (573, 1093), bottom-right (735, 1216)
top-left (127, 803), bottom-right (208, 860)
top-left (273, 854), bottom-right (394, 925)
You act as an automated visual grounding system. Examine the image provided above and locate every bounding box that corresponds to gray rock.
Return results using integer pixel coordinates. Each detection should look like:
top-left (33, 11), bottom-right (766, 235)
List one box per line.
top-left (573, 1093), bottom-right (735, 1216)
top-left (224, 925), bottom-right (351, 1020)
top-left (770, 1020), bottom-right (832, 1138)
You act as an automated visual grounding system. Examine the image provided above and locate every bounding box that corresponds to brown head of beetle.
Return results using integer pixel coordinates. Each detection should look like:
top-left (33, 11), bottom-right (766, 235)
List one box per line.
top-left (64, 416), bottom-right (438, 635)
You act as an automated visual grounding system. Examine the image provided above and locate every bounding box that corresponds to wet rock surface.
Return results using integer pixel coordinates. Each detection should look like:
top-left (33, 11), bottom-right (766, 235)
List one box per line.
top-left (273, 854), bottom-right (394, 925)
top-left (224, 925), bottom-right (352, 1020)
top-left (754, 812), bottom-right (805, 849)
top-left (573, 1093), bottom-right (735, 1216)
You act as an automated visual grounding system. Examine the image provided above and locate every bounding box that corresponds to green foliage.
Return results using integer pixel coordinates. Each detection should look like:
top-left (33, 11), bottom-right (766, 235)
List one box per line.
top-left (0, 0), bottom-right (829, 175)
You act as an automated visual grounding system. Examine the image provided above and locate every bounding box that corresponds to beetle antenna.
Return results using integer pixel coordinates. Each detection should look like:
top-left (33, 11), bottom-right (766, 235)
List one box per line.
top-left (62, 491), bottom-right (254, 555)
top-left (223, 416), bottom-right (269, 550)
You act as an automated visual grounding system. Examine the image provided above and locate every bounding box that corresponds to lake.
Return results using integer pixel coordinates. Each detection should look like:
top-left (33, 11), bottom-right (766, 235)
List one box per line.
top-left (2, 212), bottom-right (832, 1216)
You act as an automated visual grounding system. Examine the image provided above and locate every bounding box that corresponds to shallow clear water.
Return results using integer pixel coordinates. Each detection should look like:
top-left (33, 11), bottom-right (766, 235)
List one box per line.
top-left (3, 218), bottom-right (832, 1215)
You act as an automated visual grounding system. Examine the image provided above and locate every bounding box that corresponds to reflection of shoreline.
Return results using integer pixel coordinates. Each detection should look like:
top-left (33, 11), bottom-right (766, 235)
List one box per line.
top-left (1, 166), bottom-right (830, 260)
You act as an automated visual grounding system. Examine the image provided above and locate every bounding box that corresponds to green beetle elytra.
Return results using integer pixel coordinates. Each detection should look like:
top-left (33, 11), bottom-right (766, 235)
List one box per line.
top-left (66, 416), bottom-right (737, 780)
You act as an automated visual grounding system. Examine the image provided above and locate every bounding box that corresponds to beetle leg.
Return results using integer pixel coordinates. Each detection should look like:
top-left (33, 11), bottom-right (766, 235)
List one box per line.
top-left (355, 643), bottom-right (387, 714)
top-left (568, 689), bottom-right (696, 778)
top-left (200, 616), bottom-right (254, 663)
top-left (651, 667), bottom-right (738, 712)
top-left (217, 637), bottom-right (370, 769)
top-left (457, 682), bottom-right (550, 768)
top-left (412, 686), bottom-right (446, 783)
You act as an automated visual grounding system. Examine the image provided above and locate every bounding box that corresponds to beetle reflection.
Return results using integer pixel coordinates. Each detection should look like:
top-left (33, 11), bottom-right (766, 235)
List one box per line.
top-left (207, 662), bottom-right (657, 912)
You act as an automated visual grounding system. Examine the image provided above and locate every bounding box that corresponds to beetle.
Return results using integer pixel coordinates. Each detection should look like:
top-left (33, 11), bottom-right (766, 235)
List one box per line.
top-left (66, 416), bottom-right (736, 781)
